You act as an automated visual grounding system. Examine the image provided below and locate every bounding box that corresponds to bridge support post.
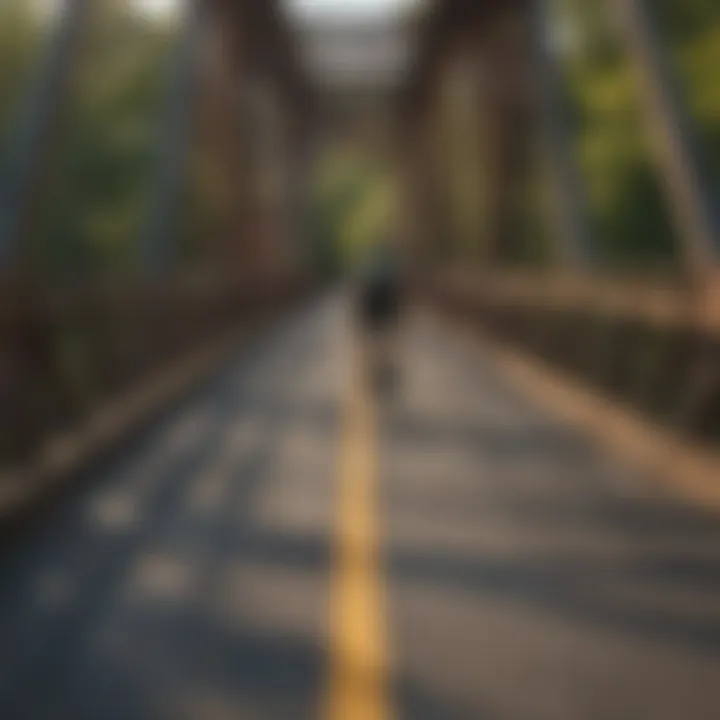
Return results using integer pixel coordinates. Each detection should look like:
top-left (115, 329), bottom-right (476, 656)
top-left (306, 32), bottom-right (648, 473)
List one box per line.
top-left (474, 4), bottom-right (534, 266)
top-left (422, 91), bottom-right (456, 264)
top-left (282, 109), bottom-right (315, 271)
top-left (530, 0), bottom-right (595, 267)
top-left (263, 86), bottom-right (308, 272)
top-left (192, 0), bottom-right (253, 269)
top-left (397, 120), bottom-right (427, 270)
top-left (0, 0), bottom-right (91, 270)
top-left (397, 99), bottom-right (446, 270)
top-left (140, 0), bottom-right (204, 275)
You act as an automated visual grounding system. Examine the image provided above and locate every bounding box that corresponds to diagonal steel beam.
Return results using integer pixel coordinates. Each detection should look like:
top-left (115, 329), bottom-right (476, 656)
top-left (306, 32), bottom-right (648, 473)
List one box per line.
top-left (140, 0), bottom-right (205, 274)
top-left (612, 0), bottom-right (720, 274)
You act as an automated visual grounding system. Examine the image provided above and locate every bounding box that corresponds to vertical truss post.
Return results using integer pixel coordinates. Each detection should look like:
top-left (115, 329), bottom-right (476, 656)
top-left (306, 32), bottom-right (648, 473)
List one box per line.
top-left (0, 0), bottom-right (91, 269)
top-left (282, 107), bottom-right (314, 270)
top-left (140, 0), bottom-right (204, 274)
top-left (196, 0), bottom-right (251, 267)
top-left (424, 85), bottom-right (455, 263)
top-left (475, 3), bottom-right (534, 265)
top-left (531, 0), bottom-right (596, 267)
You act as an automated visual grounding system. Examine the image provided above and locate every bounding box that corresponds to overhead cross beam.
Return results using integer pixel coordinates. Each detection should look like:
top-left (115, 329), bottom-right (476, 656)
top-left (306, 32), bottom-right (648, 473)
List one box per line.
top-left (400, 0), bottom-right (525, 120)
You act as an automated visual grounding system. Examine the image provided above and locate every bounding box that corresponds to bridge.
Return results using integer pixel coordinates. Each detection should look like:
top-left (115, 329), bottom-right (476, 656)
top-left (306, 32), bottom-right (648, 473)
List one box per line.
top-left (0, 1), bottom-right (719, 718)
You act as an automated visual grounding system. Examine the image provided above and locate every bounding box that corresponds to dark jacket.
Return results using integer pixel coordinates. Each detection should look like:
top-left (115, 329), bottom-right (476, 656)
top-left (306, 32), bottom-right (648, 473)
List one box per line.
top-left (358, 253), bottom-right (401, 328)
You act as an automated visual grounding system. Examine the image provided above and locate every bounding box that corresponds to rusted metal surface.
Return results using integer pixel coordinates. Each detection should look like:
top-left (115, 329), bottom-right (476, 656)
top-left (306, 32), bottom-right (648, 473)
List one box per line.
top-left (440, 268), bottom-right (720, 331)
top-left (400, 0), bottom-right (528, 121)
top-left (0, 271), bottom-right (312, 468)
top-left (422, 270), bottom-right (720, 447)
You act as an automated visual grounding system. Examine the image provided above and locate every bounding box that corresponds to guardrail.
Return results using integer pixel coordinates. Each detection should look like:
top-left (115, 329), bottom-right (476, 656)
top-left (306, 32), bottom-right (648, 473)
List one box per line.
top-left (424, 270), bottom-right (720, 447)
top-left (0, 269), bottom-right (312, 468)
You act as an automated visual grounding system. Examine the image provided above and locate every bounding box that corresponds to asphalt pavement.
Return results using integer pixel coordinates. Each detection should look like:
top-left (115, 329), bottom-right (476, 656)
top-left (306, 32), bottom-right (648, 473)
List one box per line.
top-left (0, 295), bottom-right (718, 719)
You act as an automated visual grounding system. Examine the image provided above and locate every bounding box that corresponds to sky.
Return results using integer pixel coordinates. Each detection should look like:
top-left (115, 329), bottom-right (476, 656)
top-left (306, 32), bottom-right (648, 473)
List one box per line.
top-left (134, 0), bottom-right (422, 20)
top-left (132, 0), bottom-right (177, 16)
top-left (288, 0), bottom-right (421, 19)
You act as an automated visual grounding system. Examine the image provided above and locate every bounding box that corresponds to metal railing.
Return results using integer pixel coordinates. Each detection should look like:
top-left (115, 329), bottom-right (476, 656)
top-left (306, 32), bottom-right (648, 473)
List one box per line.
top-left (0, 0), bottom-right (313, 469)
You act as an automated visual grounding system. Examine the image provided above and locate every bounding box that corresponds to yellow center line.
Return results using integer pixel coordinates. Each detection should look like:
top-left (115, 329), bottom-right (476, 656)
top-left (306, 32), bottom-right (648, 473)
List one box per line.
top-left (325, 350), bottom-right (392, 720)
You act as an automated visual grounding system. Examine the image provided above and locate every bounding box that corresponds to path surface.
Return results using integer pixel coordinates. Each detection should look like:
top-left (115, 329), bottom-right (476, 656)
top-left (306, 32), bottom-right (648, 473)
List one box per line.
top-left (0, 295), bottom-right (719, 719)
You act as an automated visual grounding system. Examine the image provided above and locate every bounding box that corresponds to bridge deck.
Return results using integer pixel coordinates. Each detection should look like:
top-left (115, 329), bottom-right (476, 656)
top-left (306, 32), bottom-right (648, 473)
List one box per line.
top-left (0, 295), bottom-right (719, 719)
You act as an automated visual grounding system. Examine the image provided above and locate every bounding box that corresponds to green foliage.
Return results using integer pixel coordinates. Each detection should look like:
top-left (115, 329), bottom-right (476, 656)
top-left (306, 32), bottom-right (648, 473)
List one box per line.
top-left (656, 0), bottom-right (720, 40)
top-left (0, 1), bottom-right (181, 275)
top-left (557, 0), bottom-right (677, 266)
top-left (551, 0), bottom-right (720, 268)
top-left (32, 4), bottom-right (175, 274)
top-left (0, 0), bottom-right (53, 162)
top-left (309, 146), bottom-right (396, 274)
